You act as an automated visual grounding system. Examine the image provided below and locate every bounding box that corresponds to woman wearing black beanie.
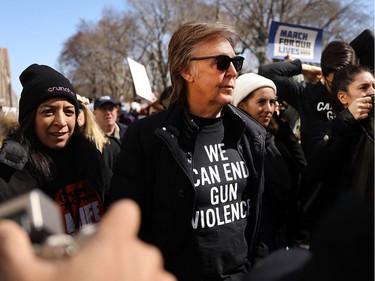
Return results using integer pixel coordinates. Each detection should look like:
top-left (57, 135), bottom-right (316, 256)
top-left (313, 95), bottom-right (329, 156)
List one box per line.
top-left (0, 64), bottom-right (111, 234)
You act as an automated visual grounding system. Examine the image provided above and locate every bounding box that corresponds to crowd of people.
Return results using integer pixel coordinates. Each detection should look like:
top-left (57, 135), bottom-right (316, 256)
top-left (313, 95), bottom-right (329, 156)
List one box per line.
top-left (0, 21), bottom-right (373, 281)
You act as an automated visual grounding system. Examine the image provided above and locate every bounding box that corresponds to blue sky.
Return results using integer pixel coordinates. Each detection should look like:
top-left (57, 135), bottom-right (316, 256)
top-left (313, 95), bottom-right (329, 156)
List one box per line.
top-left (1, 0), bottom-right (373, 99)
top-left (0, 0), bottom-right (128, 97)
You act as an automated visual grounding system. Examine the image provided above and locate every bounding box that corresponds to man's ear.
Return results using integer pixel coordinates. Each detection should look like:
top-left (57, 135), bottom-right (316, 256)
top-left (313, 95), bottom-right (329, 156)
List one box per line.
top-left (181, 66), bottom-right (194, 83)
top-left (337, 91), bottom-right (348, 107)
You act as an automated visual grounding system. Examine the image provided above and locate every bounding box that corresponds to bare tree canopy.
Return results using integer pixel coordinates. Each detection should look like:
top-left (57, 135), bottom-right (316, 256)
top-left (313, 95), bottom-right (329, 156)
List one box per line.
top-left (58, 0), bottom-right (373, 101)
top-left (59, 9), bottom-right (141, 101)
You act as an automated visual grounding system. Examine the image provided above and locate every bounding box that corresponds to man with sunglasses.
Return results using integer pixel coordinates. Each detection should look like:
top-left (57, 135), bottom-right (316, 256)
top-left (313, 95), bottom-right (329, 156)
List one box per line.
top-left (110, 21), bottom-right (266, 281)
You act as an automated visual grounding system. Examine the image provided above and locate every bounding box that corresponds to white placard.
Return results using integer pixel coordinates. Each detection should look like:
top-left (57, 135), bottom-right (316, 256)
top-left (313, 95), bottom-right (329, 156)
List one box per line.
top-left (127, 57), bottom-right (153, 102)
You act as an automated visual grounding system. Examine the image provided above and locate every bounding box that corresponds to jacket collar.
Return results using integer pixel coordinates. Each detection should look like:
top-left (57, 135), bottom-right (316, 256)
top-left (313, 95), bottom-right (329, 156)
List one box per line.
top-left (158, 100), bottom-right (252, 148)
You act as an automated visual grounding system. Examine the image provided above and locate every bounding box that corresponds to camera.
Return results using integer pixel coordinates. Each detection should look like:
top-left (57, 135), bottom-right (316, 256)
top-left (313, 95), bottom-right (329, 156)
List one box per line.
top-left (0, 189), bottom-right (64, 243)
top-left (0, 189), bottom-right (96, 260)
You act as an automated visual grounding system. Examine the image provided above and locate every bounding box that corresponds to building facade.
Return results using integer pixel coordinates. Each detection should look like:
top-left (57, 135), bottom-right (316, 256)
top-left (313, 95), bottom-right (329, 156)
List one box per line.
top-left (0, 48), bottom-right (18, 113)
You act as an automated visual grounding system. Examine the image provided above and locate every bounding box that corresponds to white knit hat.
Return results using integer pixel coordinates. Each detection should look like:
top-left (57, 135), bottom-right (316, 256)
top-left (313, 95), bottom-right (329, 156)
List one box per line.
top-left (233, 73), bottom-right (277, 107)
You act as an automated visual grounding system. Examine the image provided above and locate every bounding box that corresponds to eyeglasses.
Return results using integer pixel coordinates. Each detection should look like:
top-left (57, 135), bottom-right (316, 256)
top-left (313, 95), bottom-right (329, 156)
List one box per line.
top-left (190, 55), bottom-right (244, 72)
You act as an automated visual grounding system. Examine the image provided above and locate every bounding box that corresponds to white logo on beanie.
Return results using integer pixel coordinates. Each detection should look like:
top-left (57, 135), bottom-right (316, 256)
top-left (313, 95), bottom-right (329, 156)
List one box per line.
top-left (48, 86), bottom-right (76, 96)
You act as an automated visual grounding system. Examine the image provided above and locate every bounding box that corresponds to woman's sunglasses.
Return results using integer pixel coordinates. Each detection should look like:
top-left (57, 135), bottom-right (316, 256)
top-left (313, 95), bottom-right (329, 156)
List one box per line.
top-left (190, 55), bottom-right (244, 72)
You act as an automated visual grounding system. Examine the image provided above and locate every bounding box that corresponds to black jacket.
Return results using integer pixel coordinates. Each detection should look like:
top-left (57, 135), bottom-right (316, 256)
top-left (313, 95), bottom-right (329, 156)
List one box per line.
top-left (303, 109), bottom-right (374, 227)
top-left (255, 114), bottom-right (307, 257)
top-left (102, 137), bottom-right (121, 172)
top-left (102, 121), bottom-right (126, 173)
top-left (110, 102), bottom-right (266, 280)
top-left (259, 59), bottom-right (333, 158)
top-left (0, 136), bottom-right (111, 234)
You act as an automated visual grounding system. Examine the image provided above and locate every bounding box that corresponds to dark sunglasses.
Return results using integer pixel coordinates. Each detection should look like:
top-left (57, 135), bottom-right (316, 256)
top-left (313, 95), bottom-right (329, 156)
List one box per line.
top-left (190, 55), bottom-right (244, 72)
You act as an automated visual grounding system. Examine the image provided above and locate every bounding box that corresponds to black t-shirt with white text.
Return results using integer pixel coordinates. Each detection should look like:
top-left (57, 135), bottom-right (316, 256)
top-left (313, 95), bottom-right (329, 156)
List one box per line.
top-left (191, 115), bottom-right (251, 280)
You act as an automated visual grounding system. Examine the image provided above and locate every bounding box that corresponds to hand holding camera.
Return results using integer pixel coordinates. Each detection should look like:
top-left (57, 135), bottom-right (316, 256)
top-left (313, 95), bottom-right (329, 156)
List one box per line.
top-left (0, 191), bottom-right (176, 281)
top-left (0, 190), bottom-right (96, 260)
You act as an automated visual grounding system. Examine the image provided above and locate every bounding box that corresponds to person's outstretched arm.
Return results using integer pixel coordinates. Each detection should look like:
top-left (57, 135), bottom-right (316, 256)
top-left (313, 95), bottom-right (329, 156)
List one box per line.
top-left (0, 199), bottom-right (176, 281)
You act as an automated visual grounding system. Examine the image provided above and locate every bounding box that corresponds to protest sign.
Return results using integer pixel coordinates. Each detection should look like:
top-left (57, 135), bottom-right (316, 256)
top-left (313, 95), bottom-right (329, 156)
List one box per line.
top-left (267, 21), bottom-right (323, 63)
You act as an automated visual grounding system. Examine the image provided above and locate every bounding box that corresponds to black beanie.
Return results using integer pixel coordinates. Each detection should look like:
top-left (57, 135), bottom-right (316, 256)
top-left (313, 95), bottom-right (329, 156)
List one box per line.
top-left (18, 64), bottom-right (79, 122)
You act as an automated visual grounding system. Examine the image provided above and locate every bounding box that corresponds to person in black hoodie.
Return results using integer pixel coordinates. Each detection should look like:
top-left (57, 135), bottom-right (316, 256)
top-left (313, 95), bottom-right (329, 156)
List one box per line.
top-left (306, 64), bottom-right (374, 231)
top-left (0, 64), bottom-right (111, 234)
